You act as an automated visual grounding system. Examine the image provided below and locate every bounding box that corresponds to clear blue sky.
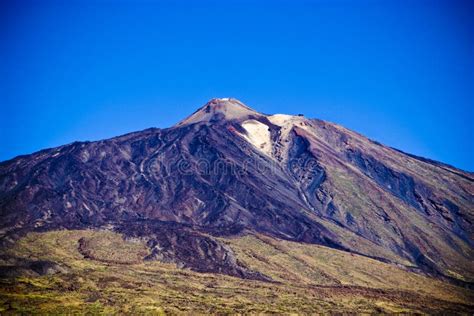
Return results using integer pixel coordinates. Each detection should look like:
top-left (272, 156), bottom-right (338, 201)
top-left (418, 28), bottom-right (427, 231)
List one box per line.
top-left (1, 0), bottom-right (473, 170)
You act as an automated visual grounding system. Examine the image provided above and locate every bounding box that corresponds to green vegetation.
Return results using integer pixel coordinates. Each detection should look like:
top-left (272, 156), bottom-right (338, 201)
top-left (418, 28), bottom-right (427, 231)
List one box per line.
top-left (0, 230), bottom-right (472, 314)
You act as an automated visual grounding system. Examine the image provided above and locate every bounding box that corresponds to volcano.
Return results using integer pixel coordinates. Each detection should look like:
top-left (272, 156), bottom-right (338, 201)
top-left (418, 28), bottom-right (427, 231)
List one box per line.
top-left (1, 98), bottom-right (473, 313)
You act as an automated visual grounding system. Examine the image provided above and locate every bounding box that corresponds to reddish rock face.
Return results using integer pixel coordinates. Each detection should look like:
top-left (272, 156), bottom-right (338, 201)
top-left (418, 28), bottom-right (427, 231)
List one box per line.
top-left (0, 98), bottom-right (473, 282)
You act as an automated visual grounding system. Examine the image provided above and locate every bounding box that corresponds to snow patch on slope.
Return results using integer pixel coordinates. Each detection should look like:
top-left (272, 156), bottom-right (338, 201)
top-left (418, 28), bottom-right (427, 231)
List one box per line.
top-left (268, 114), bottom-right (294, 127)
top-left (240, 120), bottom-right (272, 156)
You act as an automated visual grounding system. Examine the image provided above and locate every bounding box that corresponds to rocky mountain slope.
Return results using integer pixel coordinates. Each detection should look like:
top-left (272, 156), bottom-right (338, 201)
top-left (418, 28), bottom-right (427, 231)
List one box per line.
top-left (0, 98), bottom-right (473, 309)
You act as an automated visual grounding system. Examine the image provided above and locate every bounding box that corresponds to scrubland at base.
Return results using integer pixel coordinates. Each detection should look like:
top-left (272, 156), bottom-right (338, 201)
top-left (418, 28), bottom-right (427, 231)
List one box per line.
top-left (0, 230), bottom-right (472, 314)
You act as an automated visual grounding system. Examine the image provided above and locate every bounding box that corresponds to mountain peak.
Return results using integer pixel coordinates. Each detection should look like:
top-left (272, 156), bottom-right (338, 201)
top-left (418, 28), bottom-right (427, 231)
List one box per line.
top-left (206, 97), bottom-right (246, 106)
top-left (177, 98), bottom-right (261, 126)
top-left (1, 98), bottom-right (473, 312)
